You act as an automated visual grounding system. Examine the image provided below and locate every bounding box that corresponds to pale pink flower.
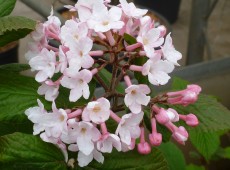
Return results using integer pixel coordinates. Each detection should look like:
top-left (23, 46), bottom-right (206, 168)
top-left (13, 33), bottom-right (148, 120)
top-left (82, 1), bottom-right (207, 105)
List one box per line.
top-left (60, 20), bottom-right (88, 48)
top-left (61, 69), bottom-right (93, 102)
top-left (124, 84), bottom-right (151, 114)
top-left (137, 27), bottom-right (164, 58)
top-left (82, 98), bottom-right (111, 124)
top-left (119, 0), bottom-right (147, 19)
top-left (25, 40), bottom-right (48, 61)
top-left (142, 57), bottom-right (174, 86)
top-left (29, 48), bottom-right (56, 82)
top-left (97, 133), bottom-right (121, 153)
top-left (66, 37), bottom-right (94, 69)
top-left (87, 3), bottom-right (124, 32)
top-left (44, 7), bottom-right (61, 35)
top-left (37, 81), bottom-right (59, 101)
top-left (63, 120), bottom-right (101, 155)
top-left (25, 99), bottom-right (68, 138)
top-left (56, 46), bottom-right (68, 73)
top-left (78, 149), bottom-right (104, 167)
top-left (31, 23), bottom-right (45, 41)
top-left (162, 33), bottom-right (182, 66)
top-left (75, 0), bottom-right (104, 22)
top-left (116, 112), bottom-right (143, 145)
top-left (25, 99), bottom-right (46, 135)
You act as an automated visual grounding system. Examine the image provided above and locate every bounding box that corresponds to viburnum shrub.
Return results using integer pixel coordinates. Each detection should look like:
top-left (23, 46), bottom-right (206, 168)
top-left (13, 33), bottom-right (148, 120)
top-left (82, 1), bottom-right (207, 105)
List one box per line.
top-left (24, 0), bottom-right (201, 167)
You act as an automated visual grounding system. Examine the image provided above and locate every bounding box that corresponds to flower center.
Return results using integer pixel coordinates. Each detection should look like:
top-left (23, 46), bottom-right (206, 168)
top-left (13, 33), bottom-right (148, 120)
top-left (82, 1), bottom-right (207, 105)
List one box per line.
top-left (79, 79), bottom-right (84, 84)
top-left (131, 90), bottom-right (136, 95)
top-left (80, 51), bottom-right (83, 57)
top-left (102, 21), bottom-right (109, 26)
top-left (59, 114), bottom-right (65, 121)
top-left (143, 38), bottom-right (149, 45)
top-left (93, 106), bottom-right (101, 113)
top-left (81, 128), bottom-right (87, 134)
top-left (74, 34), bottom-right (79, 40)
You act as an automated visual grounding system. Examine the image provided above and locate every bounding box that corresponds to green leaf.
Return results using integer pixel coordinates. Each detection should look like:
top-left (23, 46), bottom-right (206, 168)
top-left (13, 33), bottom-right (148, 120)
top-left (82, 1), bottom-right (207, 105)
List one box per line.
top-left (189, 132), bottom-right (220, 161)
top-left (186, 164), bottom-right (205, 170)
top-left (0, 132), bottom-right (67, 169)
top-left (171, 77), bottom-right (189, 90)
top-left (213, 147), bottom-right (230, 160)
top-left (79, 148), bottom-right (169, 170)
top-left (159, 142), bottom-right (186, 170)
top-left (222, 147), bottom-right (230, 159)
top-left (0, 0), bottom-right (16, 17)
top-left (0, 16), bottom-right (36, 46)
top-left (0, 64), bottom-right (95, 135)
top-left (124, 33), bottom-right (137, 45)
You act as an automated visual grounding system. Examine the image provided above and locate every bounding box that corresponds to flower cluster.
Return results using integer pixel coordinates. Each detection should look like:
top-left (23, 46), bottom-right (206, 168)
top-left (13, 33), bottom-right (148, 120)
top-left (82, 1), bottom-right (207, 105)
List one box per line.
top-left (25, 0), bottom-right (201, 167)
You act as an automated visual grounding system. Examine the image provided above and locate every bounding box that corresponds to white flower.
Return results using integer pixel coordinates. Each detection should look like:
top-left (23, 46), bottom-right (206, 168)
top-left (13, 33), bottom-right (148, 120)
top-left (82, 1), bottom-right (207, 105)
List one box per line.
top-left (120, 0), bottom-right (147, 19)
top-left (116, 112), bottom-right (143, 145)
top-left (61, 69), bottom-right (93, 102)
top-left (37, 81), bottom-right (59, 101)
top-left (25, 99), bottom-right (68, 138)
top-left (60, 20), bottom-right (88, 48)
top-left (82, 98), bottom-right (110, 124)
top-left (29, 48), bottom-right (56, 82)
top-left (162, 33), bottom-right (182, 66)
top-left (78, 149), bottom-right (104, 167)
top-left (137, 28), bottom-right (164, 58)
top-left (63, 120), bottom-right (101, 155)
top-left (25, 99), bottom-right (46, 135)
top-left (25, 41), bottom-right (44, 61)
top-left (31, 23), bottom-right (45, 41)
top-left (75, 0), bottom-right (104, 22)
top-left (97, 133), bottom-right (121, 153)
top-left (124, 84), bottom-right (151, 114)
top-left (66, 37), bottom-right (94, 69)
top-left (87, 3), bottom-right (124, 32)
top-left (142, 57), bottom-right (174, 86)
top-left (56, 46), bottom-right (68, 73)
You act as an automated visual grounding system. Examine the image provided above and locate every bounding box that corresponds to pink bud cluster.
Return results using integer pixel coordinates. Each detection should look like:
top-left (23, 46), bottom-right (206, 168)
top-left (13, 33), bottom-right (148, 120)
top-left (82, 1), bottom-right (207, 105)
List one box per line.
top-left (25, 0), bottom-right (201, 167)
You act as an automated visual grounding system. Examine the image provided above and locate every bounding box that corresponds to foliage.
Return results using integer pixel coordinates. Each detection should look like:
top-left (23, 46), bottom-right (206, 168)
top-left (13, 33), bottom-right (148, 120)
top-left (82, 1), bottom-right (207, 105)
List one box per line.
top-left (0, 0), bottom-right (36, 47)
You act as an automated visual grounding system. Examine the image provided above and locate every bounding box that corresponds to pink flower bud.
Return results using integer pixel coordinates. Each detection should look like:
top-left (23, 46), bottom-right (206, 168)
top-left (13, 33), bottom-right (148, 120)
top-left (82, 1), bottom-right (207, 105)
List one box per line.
top-left (149, 132), bottom-right (162, 146)
top-left (89, 50), bottom-right (104, 56)
top-left (138, 126), bottom-right (151, 154)
top-left (155, 108), bottom-right (170, 124)
top-left (126, 42), bottom-right (142, 51)
top-left (167, 84), bottom-right (202, 106)
top-left (187, 84), bottom-right (202, 94)
top-left (155, 108), bottom-right (179, 125)
top-left (172, 126), bottom-right (188, 145)
top-left (180, 114), bottom-right (199, 127)
top-left (137, 142), bottom-right (151, 155)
